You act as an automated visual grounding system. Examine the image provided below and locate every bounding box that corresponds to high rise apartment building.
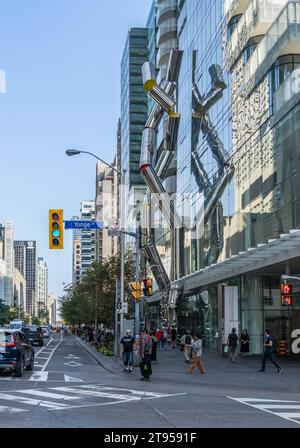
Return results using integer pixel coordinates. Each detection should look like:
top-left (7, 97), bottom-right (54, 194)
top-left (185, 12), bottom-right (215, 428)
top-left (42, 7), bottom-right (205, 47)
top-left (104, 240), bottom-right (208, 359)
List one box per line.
top-left (95, 158), bottom-right (119, 261)
top-left (37, 257), bottom-right (48, 315)
top-left (80, 201), bottom-right (96, 278)
top-left (72, 216), bottom-right (81, 284)
top-left (14, 241), bottom-right (37, 316)
top-left (4, 221), bottom-right (14, 306)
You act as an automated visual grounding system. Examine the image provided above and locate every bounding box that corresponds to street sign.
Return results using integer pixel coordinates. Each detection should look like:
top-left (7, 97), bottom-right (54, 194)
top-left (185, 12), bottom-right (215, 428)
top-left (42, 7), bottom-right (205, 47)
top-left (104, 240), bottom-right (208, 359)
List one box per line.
top-left (117, 303), bottom-right (128, 314)
top-left (64, 221), bottom-right (103, 230)
top-left (109, 218), bottom-right (120, 230)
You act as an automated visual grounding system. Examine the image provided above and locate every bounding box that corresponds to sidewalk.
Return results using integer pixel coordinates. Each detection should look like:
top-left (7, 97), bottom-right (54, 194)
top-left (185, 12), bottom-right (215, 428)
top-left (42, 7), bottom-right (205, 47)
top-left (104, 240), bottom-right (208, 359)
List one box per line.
top-left (75, 336), bottom-right (300, 391)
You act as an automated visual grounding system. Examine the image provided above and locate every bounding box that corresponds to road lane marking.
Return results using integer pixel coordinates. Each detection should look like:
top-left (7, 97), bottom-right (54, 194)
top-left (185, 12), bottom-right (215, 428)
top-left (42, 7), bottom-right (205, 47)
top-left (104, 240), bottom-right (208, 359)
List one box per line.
top-left (0, 405), bottom-right (28, 413)
top-left (64, 361), bottom-right (81, 367)
top-left (228, 397), bottom-right (300, 426)
top-left (19, 389), bottom-right (82, 401)
top-left (27, 372), bottom-right (48, 382)
top-left (0, 392), bottom-right (70, 410)
top-left (64, 375), bottom-right (83, 382)
top-left (41, 332), bottom-right (63, 372)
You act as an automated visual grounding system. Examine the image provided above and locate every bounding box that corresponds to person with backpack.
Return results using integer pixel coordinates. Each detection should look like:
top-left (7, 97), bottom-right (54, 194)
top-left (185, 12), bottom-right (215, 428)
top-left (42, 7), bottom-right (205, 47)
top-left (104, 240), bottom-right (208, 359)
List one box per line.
top-left (187, 334), bottom-right (205, 375)
top-left (181, 330), bottom-right (193, 363)
top-left (227, 328), bottom-right (238, 363)
top-left (139, 329), bottom-right (153, 381)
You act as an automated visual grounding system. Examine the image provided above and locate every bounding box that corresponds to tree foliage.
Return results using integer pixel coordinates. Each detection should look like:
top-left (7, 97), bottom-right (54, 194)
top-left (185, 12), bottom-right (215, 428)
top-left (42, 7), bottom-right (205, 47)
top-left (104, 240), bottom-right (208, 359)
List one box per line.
top-left (59, 254), bottom-right (135, 328)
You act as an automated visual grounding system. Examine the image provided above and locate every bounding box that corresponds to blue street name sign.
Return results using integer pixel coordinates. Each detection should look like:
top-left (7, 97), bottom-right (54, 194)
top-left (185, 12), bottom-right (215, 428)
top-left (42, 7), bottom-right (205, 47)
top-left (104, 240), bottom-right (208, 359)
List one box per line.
top-left (64, 221), bottom-right (103, 230)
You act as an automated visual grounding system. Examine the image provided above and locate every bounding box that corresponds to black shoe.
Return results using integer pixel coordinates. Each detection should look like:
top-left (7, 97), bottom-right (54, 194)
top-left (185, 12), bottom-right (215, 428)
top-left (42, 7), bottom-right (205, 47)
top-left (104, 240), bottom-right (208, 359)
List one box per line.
top-left (277, 368), bottom-right (283, 373)
top-left (257, 369), bottom-right (264, 372)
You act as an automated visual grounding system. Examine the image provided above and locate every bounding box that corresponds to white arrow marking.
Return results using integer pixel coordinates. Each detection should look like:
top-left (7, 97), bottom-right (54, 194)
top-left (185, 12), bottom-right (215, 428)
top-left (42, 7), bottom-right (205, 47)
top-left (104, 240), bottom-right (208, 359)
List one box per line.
top-left (64, 375), bottom-right (84, 382)
top-left (28, 372), bottom-right (49, 382)
top-left (64, 354), bottom-right (81, 359)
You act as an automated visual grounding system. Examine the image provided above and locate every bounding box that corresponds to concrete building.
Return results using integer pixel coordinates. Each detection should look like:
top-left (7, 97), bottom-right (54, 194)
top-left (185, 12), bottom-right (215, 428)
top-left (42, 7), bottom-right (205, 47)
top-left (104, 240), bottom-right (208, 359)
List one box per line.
top-left (72, 216), bottom-right (81, 284)
top-left (95, 157), bottom-right (119, 261)
top-left (80, 201), bottom-right (96, 278)
top-left (37, 257), bottom-right (48, 317)
top-left (47, 292), bottom-right (57, 325)
top-left (13, 267), bottom-right (26, 312)
top-left (0, 257), bottom-right (5, 304)
top-left (14, 241), bottom-right (37, 317)
top-left (4, 221), bottom-right (14, 306)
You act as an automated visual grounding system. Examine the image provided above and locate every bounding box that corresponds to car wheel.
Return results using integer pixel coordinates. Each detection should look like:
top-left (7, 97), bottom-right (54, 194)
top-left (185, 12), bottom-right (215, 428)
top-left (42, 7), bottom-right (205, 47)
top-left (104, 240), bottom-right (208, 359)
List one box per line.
top-left (15, 357), bottom-right (25, 377)
top-left (26, 353), bottom-right (34, 371)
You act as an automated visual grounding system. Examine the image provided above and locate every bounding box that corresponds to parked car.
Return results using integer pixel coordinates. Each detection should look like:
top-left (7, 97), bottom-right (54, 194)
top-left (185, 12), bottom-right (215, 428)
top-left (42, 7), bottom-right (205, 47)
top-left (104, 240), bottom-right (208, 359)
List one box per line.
top-left (23, 326), bottom-right (44, 346)
top-left (41, 326), bottom-right (51, 338)
top-left (0, 329), bottom-right (34, 377)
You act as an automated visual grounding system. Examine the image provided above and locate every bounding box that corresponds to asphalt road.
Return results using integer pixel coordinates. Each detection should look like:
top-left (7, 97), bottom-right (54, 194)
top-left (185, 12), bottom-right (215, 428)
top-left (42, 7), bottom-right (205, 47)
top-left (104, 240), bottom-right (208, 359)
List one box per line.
top-left (0, 333), bottom-right (300, 428)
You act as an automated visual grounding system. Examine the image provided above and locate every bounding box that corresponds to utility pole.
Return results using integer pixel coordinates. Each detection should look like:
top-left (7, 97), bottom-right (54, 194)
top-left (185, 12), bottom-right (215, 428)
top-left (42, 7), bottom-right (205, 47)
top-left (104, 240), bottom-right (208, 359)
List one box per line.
top-left (114, 277), bottom-right (120, 356)
top-left (120, 231), bottom-right (125, 343)
top-left (135, 226), bottom-right (140, 342)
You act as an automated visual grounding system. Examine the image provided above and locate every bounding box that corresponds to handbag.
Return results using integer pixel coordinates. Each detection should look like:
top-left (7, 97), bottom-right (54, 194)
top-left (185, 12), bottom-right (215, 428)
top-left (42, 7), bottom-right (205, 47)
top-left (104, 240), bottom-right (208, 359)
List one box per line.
top-left (224, 344), bottom-right (229, 354)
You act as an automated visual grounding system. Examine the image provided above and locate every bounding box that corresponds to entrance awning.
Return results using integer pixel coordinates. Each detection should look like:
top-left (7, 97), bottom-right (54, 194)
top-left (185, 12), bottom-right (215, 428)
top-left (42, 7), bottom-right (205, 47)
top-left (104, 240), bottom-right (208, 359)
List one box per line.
top-left (174, 229), bottom-right (300, 295)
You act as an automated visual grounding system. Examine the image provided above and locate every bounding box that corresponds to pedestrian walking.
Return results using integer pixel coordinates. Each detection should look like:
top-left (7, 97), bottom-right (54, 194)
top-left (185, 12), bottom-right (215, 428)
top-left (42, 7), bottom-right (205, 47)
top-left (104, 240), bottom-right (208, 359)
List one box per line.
top-left (258, 329), bottom-right (283, 373)
top-left (162, 327), bottom-right (168, 349)
top-left (155, 329), bottom-right (163, 349)
top-left (120, 329), bottom-right (135, 372)
top-left (240, 329), bottom-right (250, 359)
top-left (170, 326), bottom-right (177, 349)
top-left (139, 329), bottom-right (153, 381)
top-left (187, 334), bottom-right (205, 374)
top-left (181, 330), bottom-right (193, 363)
top-left (150, 331), bottom-right (157, 363)
top-left (227, 328), bottom-right (238, 363)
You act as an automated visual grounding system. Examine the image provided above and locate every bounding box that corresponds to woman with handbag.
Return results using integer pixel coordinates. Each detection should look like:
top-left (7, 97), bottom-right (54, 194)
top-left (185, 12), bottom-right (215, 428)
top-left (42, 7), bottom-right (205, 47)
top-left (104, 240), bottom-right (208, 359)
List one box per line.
top-left (187, 334), bottom-right (205, 375)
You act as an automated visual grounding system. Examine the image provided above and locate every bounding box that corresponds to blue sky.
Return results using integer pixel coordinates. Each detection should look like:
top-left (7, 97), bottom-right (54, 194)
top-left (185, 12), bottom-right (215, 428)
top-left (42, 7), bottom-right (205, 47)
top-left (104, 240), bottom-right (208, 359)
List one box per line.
top-left (0, 0), bottom-right (151, 298)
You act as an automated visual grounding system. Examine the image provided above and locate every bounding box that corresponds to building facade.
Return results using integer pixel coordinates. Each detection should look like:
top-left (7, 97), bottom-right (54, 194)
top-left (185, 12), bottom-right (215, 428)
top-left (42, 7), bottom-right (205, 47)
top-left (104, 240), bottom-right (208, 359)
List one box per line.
top-left (13, 267), bottom-right (26, 312)
top-left (72, 216), bottom-right (81, 284)
top-left (127, 0), bottom-right (300, 355)
top-left (14, 240), bottom-right (37, 317)
top-left (121, 27), bottom-right (149, 241)
top-left (95, 159), bottom-right (119, 261)
top-left (80, 201), bottom-right (96, 278)
top-left (4, 221), bottom-right (14, 306)
top-left (37, 257), bottom-right (48, 317)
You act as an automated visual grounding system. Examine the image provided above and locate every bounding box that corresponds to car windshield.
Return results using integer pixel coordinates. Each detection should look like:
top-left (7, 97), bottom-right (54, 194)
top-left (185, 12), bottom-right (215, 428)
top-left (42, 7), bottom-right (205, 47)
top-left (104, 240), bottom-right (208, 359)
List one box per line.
top-left (9, 323), bottom-right (21, 329)
top-left (0, 332), bottom-right (13, 343)
top-left (25, 326), bottom-right (40, 332)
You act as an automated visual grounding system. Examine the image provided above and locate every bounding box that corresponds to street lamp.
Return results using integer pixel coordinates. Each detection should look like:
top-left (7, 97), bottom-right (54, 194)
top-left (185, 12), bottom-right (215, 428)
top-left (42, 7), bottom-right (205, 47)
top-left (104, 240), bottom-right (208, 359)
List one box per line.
top-left (65, 148), bottom-right (126, 355)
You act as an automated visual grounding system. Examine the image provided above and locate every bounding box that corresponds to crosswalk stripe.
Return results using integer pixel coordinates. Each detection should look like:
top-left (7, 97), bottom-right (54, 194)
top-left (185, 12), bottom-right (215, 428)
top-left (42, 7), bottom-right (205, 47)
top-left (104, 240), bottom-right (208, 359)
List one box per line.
top-left (50, 386), bottom-right (139, 401)
top-left (18, 389), bottom-right (82, 401)
top-left (0, 405), bottom-right (28, 413)
top-left (227, 397), bottom-right (300, 426)
top-left (0, 392), bottom-right (70, 410)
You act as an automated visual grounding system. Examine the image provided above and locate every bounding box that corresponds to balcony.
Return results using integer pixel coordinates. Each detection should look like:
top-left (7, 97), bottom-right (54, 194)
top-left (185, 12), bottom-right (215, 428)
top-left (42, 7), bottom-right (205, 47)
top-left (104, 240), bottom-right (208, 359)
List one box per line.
top-left (156, 17), bottom-right (177, 46)
top-left (273, 66), bottom-right (300, 118)
top-left (225, 0), bottom-right (287, 70)
top-left (157, 0), bottom-right (177, 25)
top-left (244, 1), bottom-right (300, 95)
top-left (225, 0), bottom-right (252, 22)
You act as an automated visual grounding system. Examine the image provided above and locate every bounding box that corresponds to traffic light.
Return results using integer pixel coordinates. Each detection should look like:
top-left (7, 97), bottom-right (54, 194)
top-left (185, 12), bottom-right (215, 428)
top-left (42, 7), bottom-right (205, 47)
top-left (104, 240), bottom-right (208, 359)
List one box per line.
top-left (49, 209), bottom-right (64, 249)
top-left (143, 278), bottom-right (153, 297)
top-left (280, 283), bottom-right (293, 306)
top-left (129, 282), bottom-right (142, 301)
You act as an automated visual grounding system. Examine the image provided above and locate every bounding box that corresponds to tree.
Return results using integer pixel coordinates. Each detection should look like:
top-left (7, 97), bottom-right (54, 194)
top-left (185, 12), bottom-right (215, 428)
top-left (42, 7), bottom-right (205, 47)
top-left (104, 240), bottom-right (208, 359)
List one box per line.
top-left (60, 253), bottom-right (135, 328)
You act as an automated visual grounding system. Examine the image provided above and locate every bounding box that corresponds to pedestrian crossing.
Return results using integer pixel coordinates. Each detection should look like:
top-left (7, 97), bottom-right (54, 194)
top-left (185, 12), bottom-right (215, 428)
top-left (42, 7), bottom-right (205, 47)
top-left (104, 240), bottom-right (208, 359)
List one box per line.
top-left (0, 384), bottom-right (186, 414)
top-left (228, 396), bottom-right (300, 426)
top-left (0, 372), bottom-right (83, 382)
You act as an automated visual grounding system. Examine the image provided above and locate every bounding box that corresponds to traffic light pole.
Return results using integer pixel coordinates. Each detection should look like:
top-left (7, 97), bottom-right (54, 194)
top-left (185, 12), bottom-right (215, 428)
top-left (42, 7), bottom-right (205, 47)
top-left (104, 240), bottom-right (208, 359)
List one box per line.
top-left (135, 227), bottom-right (140, 343)
top-left (120, 231), bottom-right (125, 344)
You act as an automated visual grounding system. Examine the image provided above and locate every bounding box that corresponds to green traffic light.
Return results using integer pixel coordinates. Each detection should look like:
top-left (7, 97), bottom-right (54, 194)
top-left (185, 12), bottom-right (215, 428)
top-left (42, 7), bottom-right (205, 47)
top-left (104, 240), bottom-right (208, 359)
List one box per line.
top-left (52, 230), bottom-right (60, 237)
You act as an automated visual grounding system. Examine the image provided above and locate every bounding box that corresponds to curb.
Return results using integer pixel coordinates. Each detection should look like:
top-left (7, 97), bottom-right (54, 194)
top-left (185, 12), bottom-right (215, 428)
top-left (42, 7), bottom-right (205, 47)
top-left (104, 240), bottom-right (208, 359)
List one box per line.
top-left (72, 335), bottom-right (121, 374)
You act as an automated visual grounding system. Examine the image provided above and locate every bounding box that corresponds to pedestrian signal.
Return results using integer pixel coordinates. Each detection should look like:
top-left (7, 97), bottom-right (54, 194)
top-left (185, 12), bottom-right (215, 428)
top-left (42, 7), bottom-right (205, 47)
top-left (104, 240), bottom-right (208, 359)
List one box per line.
top-left (280, 283), bottom-right (293, 306)
top-left (49, 209), bottom-right (64, 249)
top-left (129, 282), bottom-right (141, 300)
top-left (142, 278), bottom-right (153, 297)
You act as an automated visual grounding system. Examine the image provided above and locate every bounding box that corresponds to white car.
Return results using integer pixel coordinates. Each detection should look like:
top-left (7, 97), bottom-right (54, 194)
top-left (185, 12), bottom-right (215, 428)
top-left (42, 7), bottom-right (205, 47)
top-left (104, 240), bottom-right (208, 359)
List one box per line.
top-left (41, 326), bottom-right (51, 338)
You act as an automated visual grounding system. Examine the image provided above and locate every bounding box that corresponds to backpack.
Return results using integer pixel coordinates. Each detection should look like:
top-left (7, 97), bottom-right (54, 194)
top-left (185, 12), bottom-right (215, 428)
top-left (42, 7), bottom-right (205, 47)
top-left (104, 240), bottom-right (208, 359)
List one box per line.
top-left (185, 335), bottom-right (192, 345)
top-left (229, 333), bottom-right (238, 346)
top-left (144, 336), bottom-right (151, 354)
